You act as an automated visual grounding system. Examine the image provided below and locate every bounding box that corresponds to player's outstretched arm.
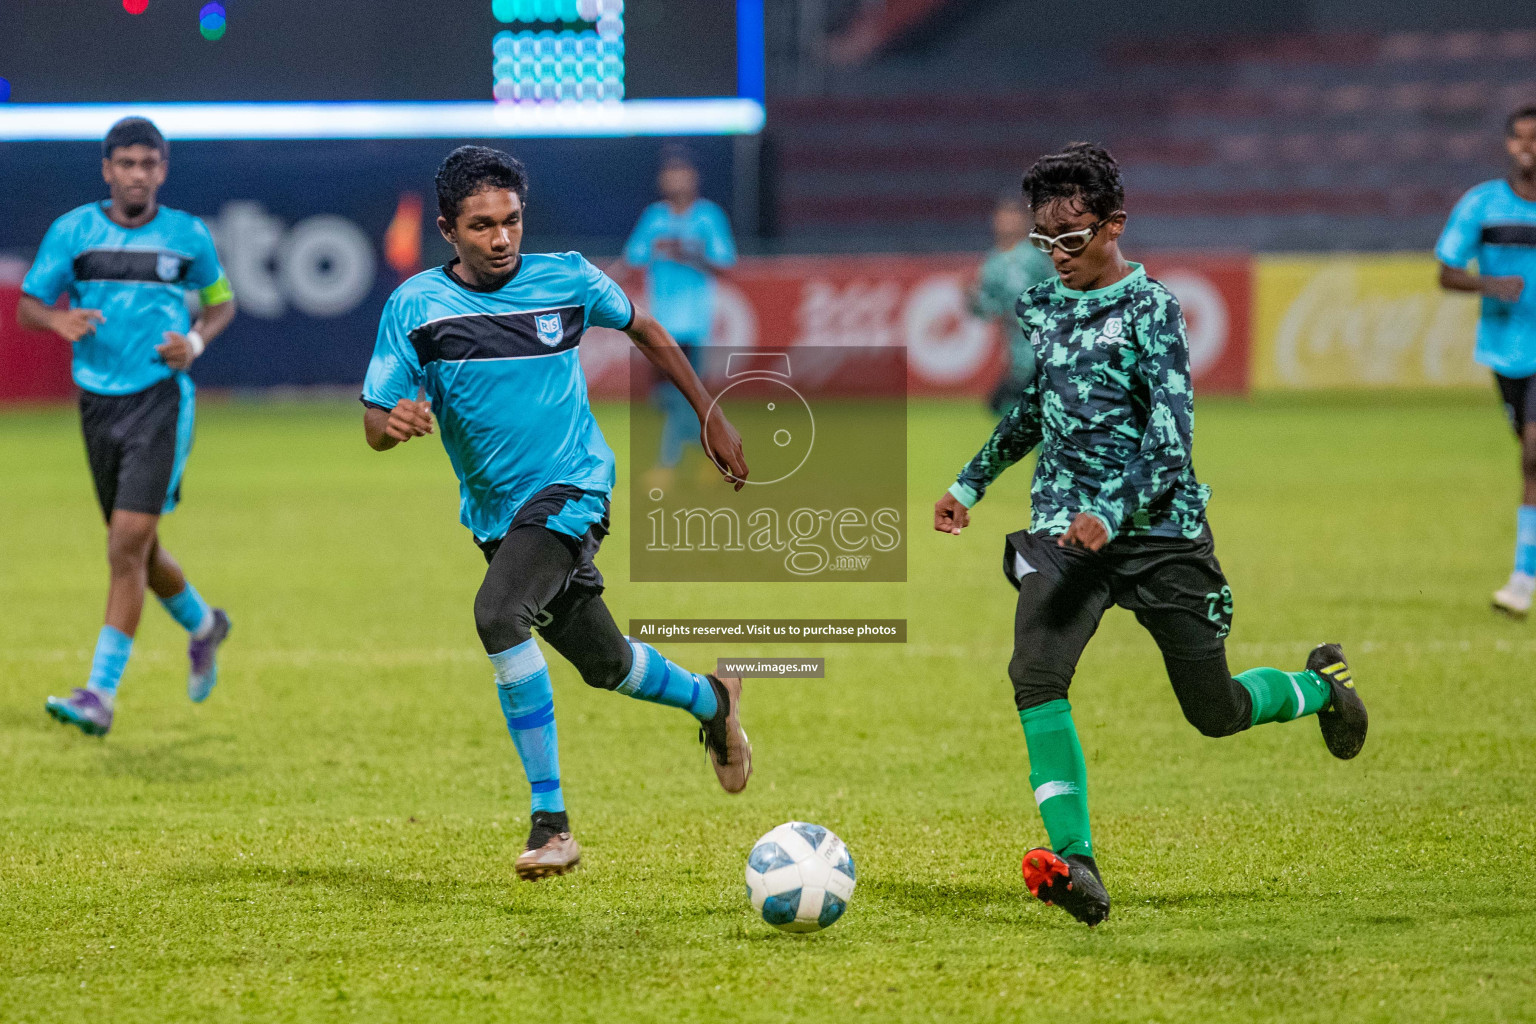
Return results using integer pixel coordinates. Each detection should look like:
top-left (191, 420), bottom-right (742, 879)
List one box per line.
top-left (363, 399), bottom-right (434, 452)
top-left (1438, 263), bottom-right (1524, 303)
top-left (958, 390), bottom-right (1044, 497)
top-left (623, 310), bottom-right (749, 490)
top-left (936, 389), bottom-right (1043, 536)
top-left (16, 293), bottom-right (105, 342)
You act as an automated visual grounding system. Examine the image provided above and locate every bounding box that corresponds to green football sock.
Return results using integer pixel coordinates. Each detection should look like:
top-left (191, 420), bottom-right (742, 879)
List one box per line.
top-left (1234, 667), bottom-right (1331, 726)
top-left (1018, 699), bottom-right (1093, 859)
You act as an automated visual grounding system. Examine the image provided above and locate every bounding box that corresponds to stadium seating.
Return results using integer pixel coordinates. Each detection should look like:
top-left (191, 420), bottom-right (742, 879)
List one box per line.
top-left (767, 29), bottom-right (1536, 252)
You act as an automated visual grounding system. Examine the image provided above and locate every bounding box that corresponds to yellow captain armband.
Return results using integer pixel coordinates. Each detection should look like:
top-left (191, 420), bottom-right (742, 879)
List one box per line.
top-left (199, 274), bottom-right (234, 306)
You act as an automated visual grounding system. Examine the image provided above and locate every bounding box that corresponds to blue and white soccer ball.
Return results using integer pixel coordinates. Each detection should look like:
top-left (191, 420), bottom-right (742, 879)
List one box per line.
top-left (746, 822), bottom-right (856, 933)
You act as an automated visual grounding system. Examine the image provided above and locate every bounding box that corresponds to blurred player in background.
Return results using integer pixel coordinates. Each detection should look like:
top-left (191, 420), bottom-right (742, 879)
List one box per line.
top-left (933, 143), bottom-right (1368, 927)
top-left (362, 147), bottom-right (752, 881)
top-left (1437, 105), bottom-right (1536, 617)
top-left (969, 194), bottom-right (1054, 414)
top-left (612, 145), bottom-right (737, 489)
top-left (18, 117), bottom-right (236, 737)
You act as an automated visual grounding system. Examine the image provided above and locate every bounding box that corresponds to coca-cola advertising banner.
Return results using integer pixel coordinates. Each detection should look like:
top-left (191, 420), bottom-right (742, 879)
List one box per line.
top-left (1252, 255), bottom-right (1482, 389)
top-left (579, 253), bottom-right (1254, 400)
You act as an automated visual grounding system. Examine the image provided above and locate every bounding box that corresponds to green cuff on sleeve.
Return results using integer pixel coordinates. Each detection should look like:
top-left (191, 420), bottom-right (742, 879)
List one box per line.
top-left (949, 482), bottom-right (980, 508)
top-left (199, 274), bottom-right (234, 306)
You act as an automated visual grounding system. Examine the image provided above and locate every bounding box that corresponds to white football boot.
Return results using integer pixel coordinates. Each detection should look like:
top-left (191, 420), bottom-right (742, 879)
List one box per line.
top-left (1492, 572), bottom-right (1535, 617)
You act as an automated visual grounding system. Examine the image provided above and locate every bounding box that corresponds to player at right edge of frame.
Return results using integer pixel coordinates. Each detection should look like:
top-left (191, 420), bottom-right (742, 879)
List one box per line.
top-left (932, 143), bottom-right (1370, 927)
top-left (1436, 105), bottom-right (1536, 617)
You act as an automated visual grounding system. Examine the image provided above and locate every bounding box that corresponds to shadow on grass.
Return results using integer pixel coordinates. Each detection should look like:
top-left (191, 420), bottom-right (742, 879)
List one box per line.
top-left (860, 878), bottom-right (1041, 924)
top-left (1129, 889), bottom-right (1278, 910)
top-left (98, 733), bottom-right (242, 784)
top-left (173, 862), bottom-right (498, 906)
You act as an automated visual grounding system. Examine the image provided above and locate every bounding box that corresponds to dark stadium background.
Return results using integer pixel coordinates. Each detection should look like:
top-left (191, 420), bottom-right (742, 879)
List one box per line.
top-left (3, 0), bottom-right (1534, 393)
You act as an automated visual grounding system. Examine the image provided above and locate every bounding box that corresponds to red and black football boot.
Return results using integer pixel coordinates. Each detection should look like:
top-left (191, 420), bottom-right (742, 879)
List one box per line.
top-left (1022, 848), bottom-right (1110, 926)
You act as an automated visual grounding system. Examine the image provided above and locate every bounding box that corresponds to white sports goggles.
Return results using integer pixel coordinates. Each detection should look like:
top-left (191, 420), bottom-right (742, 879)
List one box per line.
top-left (1027, 213), bottom-right (1122, 255)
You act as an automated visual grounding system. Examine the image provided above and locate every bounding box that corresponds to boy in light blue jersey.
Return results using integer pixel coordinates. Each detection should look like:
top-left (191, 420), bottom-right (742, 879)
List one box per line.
top-left (614, 146), bottom-right (737, 483)
top-left (362, 147), bottom-right (754, 880)
top-left (1437, 105), bottom-right (1536, 615)
top-left (19, 118), bottom-right (236, 737)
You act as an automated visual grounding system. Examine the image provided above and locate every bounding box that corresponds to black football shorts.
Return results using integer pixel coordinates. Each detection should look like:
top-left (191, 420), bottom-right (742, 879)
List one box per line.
top-left (1002, 525), bottom-right (1233, 709)
top-left (78, 375), bottom-right (195, 521)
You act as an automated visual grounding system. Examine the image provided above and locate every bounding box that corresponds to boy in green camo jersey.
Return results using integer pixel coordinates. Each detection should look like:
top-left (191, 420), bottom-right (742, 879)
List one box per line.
top-left (969, 195), bottom-right (1055, 414)
top-left (932, 143), bottom-right (1369, 927)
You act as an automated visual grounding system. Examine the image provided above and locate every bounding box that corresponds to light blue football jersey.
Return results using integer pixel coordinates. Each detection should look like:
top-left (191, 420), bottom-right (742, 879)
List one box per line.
top-left (1436, 179), bottom-right (1536, 377)
top-left (22, 202), bottom-right (227, 396)
top-left (362, 253), bottom-right (635, 544)
top-left (622, 198), bottom-right (736, 342)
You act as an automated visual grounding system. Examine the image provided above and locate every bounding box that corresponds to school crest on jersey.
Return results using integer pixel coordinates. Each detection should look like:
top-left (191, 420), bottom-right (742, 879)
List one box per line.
top-left (535, 313), bottom-right (563, 347)
top-left (156, 252), bottom-right (182, 282)
top-left (1093, 316), bottom-right (1130, 348)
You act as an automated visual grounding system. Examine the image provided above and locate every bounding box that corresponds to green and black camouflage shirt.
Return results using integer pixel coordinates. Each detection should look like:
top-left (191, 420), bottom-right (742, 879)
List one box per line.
top-left (948, 263), bottom-right (1210, 542)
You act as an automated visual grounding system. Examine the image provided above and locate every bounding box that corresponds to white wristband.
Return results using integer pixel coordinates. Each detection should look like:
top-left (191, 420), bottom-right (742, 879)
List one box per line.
top-left (186, 330), bottom-right (205, 358)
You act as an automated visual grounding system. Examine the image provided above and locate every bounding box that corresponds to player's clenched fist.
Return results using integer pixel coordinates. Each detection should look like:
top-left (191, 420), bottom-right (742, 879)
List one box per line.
top-left (933, 491), bottom-right (970, 535)
top-left (156, 331), bottom-right (199, 370)
top-left (1058, 511), bottom-right (1109, 552)
top-left (385, 398), bottom-right (435, 442)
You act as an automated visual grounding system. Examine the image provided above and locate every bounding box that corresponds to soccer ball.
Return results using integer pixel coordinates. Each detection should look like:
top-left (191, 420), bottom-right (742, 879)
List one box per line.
top-left (745, 822), bottom-right (856, 933)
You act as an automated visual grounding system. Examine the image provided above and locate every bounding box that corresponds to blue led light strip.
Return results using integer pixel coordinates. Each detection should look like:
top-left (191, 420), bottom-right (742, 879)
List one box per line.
top-left (0, 99), bottom-right (765, 141)
top-left (737, 0), bottom-right (765, 104)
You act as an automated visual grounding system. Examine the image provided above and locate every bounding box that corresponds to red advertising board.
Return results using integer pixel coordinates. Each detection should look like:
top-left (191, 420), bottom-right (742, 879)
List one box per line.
top-left (582, 252), bottom-right (1253, 399)
top-left (1, 254), bottom-right (1251, 403)
top-left (0, 282), bottom-right (74, 402)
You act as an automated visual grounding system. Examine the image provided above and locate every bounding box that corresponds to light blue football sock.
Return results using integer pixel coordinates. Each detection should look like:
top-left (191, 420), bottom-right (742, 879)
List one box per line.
top-left (87, 625), bottom-right (133, 699)
top-left (159, 582), bottom-right (213, 636)
top-left (658, 391), bottom-right (693, 469)
top-left (1516, 505), bottom-right (1536, 577)
top-left (490, 638), bottom-right (564, 814)
top-left (617, 639), bottom-right (720, 722)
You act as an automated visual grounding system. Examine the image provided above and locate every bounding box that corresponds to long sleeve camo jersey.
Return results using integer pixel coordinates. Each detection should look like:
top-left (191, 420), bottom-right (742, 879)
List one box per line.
top-left (949, 263), bottom-right (1211, 542)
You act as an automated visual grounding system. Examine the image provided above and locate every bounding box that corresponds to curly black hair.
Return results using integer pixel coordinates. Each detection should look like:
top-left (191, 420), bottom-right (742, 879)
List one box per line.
top-left (1021, 142), bottom-right (1124, 220)
top-left (435, 145), bottom-right (529, 222)
top-left (1509, 104), bottom-right (1536, 134)
top-left (102, 117), bottom-right (167, 159)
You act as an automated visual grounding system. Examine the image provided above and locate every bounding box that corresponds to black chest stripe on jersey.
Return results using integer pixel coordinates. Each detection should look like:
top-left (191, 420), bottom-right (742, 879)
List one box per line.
top-left (1481, 224), bottom-right (1536, 247)
top-left (407, 306), bottom-right (584, 365)
top-left (72, 249), bottom-right (191, 284)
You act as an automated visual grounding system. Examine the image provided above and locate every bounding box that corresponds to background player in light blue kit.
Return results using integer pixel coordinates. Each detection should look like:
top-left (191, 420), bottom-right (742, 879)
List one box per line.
top-left (362, 147), bottom-right (753, 880)
top-left (1438, 105), bottom-right (1536, 616)
top-left (614, 146), bottom-right (737, 489)
top-left (18, 117), bottom-right (236, 737)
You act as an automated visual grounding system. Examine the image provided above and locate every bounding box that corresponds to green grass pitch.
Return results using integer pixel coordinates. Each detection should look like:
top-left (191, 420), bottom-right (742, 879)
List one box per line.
top-left (2, 394), bottom-right (1534, 1023)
